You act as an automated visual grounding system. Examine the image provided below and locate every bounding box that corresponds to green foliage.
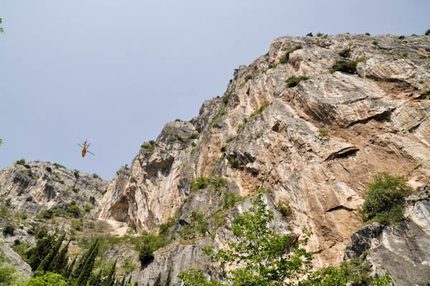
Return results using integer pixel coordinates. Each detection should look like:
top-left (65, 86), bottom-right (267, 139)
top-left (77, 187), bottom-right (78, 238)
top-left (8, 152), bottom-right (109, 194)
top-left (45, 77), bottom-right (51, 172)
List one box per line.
top-left (178, 268), bottom-right (223, 286)
top-left (285, 76), bottom-right (309, 88)
top-left (190, 177), bottom-right (210, 193)
top-left (179, 193), bottom-right (391, 285)
top-left (302, 258), bottom-right (392, 286)
top-left (277, 199), bottom-right (293, 218)
top-left (358, 172), bottom-right (413, 225)
top-left (330, 58), bottom-right (365, 74)
top-left (0, 18), bottom-right (4, 33)
top-left (250, 102), bottom-right (270, 118)
top-left (279, 45), bottom-right (303, 64)
top-left (51, 172), bottom-right (64, 184)
top-left (180, 193), bottom-right (313, 285)
top-left (139, 244), bottom-right (154, 266)
top-left (25, 271), bottom-right (68, 286)
top-left (179, 211), bottom-right (209, 240)
top-left (212, 177), bottom-right (228, 192)
top-left (338, 48), bottom-right (351, 58)
top-left (221, 192), bottom-right (243, 210)
top-left (2, 224), bottom-right (15, 236)
top-left (398, 35), bottom-right (405, 39)
top-left (53, 163), bottom-right (64, 169)
top-left (92, 173), bottom-right (100, 179)
top-left (244, 74), bottom-right (253, 82)
top-left (318, 128), bottom-right (330, 138)
top-left (227, 157), bottom-right (239, 169)
top-left (73, 170), bottom-right (79, 179)
top-left (426, 29), bottom-right (430, 36)
top-left (141, 140), bottom-right (156, 154)
top-left (0, 265), bottom-right (15, 285)
top-left (0, 138), bottom-right (2, 146)
top-left (67, 203), bottom-right (81, 218)
top-left (120, 257), bottom-right (137, 274)
top-left (0, 254), bottom-right (18, 285)
top-left (16, 158), bottom-right (26, 165)
top-left (26, 234), bottom-right (61, 271)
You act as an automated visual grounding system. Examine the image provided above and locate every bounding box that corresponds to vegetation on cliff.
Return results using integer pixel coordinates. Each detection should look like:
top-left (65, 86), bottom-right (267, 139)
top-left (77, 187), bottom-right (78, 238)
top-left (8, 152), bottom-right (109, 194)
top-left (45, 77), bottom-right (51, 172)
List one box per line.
top-left (179, 192), bottom-right (391, 286)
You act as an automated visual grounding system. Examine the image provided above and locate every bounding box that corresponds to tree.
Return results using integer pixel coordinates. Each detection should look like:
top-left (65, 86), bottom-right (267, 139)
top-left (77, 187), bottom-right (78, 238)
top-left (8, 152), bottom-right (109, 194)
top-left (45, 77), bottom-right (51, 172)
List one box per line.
top-left (26, 234), bottom-right (57, 270)
top-left (179, 192), bottom-right (391, 286)
top-left (358, 172), bottom-right (413, 225)
top-left (25, 271), bottom-right (67, 286)
top-left (179, 193), bottom-right (313, 285)
top-left (0, 18), bottom-right (4, 33)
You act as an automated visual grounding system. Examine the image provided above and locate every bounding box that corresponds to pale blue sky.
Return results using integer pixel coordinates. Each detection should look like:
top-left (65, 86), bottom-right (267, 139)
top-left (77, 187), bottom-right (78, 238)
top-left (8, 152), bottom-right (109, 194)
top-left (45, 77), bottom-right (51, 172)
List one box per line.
top-left (1, 1), bottom-right (429, 180)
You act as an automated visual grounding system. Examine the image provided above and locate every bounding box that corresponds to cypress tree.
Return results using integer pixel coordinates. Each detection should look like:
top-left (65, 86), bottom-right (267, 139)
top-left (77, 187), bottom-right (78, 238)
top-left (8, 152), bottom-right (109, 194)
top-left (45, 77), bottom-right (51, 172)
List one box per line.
top-left (51, 240), bottom-right (70, 275)
top-left (77, 239), bottom-right (99, 286)
top-left (64, 255), bottom-right (77, 279)
top-left (36, 234), bottom-right (65, 272)
top-left (102, 259), bottom-right (117, 286)
top-left (26, 234), bottom-right (56, 270)
top-left (72, 238), bottom-right (99, 279)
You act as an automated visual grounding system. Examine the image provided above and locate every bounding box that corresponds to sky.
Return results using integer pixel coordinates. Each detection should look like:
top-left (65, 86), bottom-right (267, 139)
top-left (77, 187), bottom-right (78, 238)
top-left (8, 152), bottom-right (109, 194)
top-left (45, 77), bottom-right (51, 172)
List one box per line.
top-left (1, 1), bottom-right (429, 181)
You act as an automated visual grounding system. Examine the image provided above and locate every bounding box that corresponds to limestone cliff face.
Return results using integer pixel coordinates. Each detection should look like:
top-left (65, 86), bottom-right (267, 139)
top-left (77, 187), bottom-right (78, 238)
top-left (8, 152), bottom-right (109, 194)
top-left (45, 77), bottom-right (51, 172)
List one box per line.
top-left (99, 33), bottom-right (430, 284)
top-left (0, 161), bottom-right (107, 215)
top-left (345, 185), bottom-right (430, 286)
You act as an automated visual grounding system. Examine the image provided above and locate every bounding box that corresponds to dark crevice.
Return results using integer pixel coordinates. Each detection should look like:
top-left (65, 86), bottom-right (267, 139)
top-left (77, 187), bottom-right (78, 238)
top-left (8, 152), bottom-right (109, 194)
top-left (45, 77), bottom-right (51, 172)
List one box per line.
top-left (347, 110), bottom-right (393, 127)
top-left (324, 147), bottom-right (359, 161)
top-left (326, 205), bottom-right (355, 213)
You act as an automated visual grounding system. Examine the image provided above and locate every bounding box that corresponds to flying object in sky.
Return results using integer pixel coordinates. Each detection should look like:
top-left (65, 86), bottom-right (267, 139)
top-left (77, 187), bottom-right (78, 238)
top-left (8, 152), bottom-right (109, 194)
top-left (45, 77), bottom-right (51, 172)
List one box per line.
top-left (77, 140), bottom-right (95, 157)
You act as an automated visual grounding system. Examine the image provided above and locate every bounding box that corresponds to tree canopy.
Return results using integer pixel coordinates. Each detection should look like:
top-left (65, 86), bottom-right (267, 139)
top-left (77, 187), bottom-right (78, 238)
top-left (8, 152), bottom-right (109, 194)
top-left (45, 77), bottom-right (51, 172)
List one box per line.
top-left (179, 192), bottom-right (391, 286)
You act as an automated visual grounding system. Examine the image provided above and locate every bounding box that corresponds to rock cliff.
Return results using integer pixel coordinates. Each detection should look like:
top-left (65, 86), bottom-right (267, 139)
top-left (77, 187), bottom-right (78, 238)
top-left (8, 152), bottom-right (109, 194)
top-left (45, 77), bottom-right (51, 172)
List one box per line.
top-left (1, 33), bottom-right (430, 285)
top-left (98, 33), bottom-right (430, 285)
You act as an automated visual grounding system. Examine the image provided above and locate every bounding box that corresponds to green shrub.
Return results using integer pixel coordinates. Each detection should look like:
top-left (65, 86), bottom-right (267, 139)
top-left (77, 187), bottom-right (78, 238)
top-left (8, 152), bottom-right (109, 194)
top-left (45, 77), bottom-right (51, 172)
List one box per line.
top-left (227, 157), bottom-right (239, 169)
top-left (338, 48), bottom-right (351, 58)
top-left (285, 75), bottom-right (309, 88)
top-left (73, 170), bottom-right (80, 179)
top-left (244, 74), bottom-right (253, 82)
top-left (2, 224), bottom-right (15, 236)
top-left (425, 29), bottom-right (430, 36)
top-left (277, 199), bottom-right (293, 218)
top-left (39, 210), bottom-right (54, 219)
top-left (190, 177), bottom-right (210, 193)
top-left (358, 172), bottom-right (413, 225)
top-left (221, 192), bottom-right (243, 209)
top-left (53, 163), bottom-right (64, 169)
top-left (67, 204), bottom-right (81, 218)
top-left (250, 102), bottom-right (270, 118)
top-left (398, 35), bottom-right (405, 39)
top-left (279, 45), bottom-right (303, 64)
top-left (16, 158), bottom-right (26, 165)
top-left (141, 140), bottom-right (156, 154)
top-left (331, 58), bottom-right (365, 74)
top-left (138, 245), bottom-right (154, 266)
top-left (318, 128), bottom-right (330, 138)
top-left (179, 211), bottom-right (208, 239)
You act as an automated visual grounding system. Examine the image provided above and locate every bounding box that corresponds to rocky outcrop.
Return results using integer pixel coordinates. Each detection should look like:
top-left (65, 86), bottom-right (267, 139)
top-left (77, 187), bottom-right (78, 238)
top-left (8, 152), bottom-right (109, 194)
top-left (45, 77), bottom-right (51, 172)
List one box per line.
top-left (345, 185), bottom-right (430, 286)
top-left (0, 161), bottom-right (108, 215)
top-left (0, 239), bottom-right (32, 281)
